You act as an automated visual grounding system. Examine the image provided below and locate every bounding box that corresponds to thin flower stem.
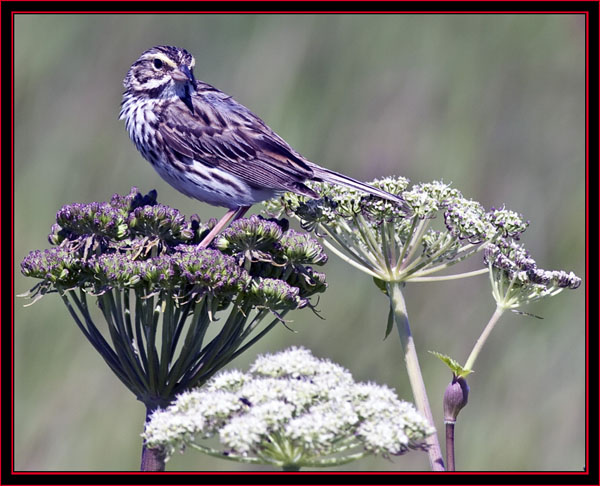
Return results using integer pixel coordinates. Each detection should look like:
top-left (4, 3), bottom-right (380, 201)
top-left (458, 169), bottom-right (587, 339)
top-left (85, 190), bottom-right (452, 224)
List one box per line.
top-left (60, 291), bottom-right (128, 385)
top-left (134, 295), bottom-right (150, 375)
top-left (430, 242), bottom-right (486, 270)
top-left (107, 290), bottom-right (148, 387)
top-left (354, 213), bottom-right (387, 269)
top-left (387, 282), bottom-right (445, 471)
top-left (190, 312), bottom-right (246, 382)
top-left (399, 240), bottom-right (485, 280)
top-left (123, 290), bottom-right (135, 342)
top-left (326, 219), bottom-right (384, 269)
top-left (398, 218), bottom-right (430, 271)
top-left (198, 301), bottom-right (243, 370)
top-left (380, 221), bottom-right (395, 275)
top-left (228, 312), bottom-right (288, 363)
top-left (395, 216), bottom-right (418, 267)
top-left (144, 294), bottom-right (160, 394)
top-left (306, 451), bottom-right (368, 467)
top-left (99, 293), bottom-right (147, 393)
top-left (164, 299), bottom-right (207, 394)
top-left (445, 422), bottom-right (456, 471)
top-left (320, 238), bottom-right (382, 278)
top-left (319, 224), bottom-right (382, 273)
top-left (159, 293), bottom-right (173, 385)
top-left (400, 227), bottom-right (459, 276)
top-left (409, 268), bottom-right (489, 282)
top-left (67, 291), bottom-right (115, 360)
top-left (385, 220), bottom-right (400, 267)
top-left (463, 305), bottom-right (505, 372)
top-left (170, 301), bottom-right (193, 355)
top-left (188, 442), bottom-right (265, 465)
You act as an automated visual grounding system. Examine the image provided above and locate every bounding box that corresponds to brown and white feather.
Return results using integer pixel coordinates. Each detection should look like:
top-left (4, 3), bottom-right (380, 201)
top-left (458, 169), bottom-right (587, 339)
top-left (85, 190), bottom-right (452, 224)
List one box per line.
top-left (120, 45), bottom-right (409, 213)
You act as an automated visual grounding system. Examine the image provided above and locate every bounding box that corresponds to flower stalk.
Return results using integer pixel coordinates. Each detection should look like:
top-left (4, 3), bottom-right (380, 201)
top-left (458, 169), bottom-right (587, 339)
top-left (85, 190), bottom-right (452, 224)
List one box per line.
top-left (387, 282), bottom-right (445, 471)
top-left (463, 305), bottom-right (504, 372)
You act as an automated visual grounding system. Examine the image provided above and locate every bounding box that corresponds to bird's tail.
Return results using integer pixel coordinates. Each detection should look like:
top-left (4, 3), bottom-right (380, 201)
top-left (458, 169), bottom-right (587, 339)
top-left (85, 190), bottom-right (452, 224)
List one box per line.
top-left (310, 165), bottom-right (411, 213)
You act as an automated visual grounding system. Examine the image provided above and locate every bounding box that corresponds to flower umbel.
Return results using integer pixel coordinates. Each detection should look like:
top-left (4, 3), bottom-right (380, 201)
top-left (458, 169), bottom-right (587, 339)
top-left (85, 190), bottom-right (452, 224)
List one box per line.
top-left (266, 178), bottom-right (528, 284)
top-left (143, 347), bottom-right (433, 470)
top-left (21, 188), bottom-right (327, 410)
top-left (484, 239), bottom-right (581, 309)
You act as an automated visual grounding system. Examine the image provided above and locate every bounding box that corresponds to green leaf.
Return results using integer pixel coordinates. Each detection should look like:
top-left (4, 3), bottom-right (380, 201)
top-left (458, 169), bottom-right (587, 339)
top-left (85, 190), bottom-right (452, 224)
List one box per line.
top-left (511, 309), bottom-right (544, 319)
top-left (383, 304), bottom-right (394, 340)
top-left (373, 277), bottom-right (388, 295)
top-left (429, 351), bottom-right (473, 378)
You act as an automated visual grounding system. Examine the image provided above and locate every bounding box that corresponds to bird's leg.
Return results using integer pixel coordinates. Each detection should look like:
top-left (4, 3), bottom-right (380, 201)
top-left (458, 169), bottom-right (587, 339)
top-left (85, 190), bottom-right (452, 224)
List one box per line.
top-left (198, 206), bottom-right (250, 248)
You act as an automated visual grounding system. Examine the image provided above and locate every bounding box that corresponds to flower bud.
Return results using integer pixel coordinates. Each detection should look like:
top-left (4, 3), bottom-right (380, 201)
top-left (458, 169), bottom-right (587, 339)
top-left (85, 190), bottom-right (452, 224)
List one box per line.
top-left (443, 375), bottom-right (469, 424)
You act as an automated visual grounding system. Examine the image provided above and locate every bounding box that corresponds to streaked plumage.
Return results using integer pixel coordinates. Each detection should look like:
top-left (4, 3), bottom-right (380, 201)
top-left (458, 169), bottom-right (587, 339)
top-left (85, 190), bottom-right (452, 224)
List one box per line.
top-left (120, 46), bottom-right (409, 246)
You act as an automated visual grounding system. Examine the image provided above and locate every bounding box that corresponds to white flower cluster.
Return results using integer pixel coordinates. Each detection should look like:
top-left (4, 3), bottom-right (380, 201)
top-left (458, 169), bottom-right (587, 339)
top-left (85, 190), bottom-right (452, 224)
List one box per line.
top-left (266, 178), bottom-right (534, 284)
top-left (142, 347), bottom-right (433, 469)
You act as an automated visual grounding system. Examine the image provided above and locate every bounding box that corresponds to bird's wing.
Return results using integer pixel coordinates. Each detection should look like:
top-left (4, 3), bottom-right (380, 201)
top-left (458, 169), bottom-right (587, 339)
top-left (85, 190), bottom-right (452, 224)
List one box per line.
top-left (157, 95), bottom-right (318, 197)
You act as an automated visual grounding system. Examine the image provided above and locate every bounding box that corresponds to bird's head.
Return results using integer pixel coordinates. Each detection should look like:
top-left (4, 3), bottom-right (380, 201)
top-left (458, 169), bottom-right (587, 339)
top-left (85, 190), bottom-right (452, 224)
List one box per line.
top-left (123, 45), bottom-right (196, 110)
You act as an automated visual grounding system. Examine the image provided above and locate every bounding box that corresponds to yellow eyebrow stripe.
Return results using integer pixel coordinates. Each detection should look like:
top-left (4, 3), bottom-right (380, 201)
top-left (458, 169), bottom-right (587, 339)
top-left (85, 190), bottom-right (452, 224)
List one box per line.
top-left (143, 52), bottom-right (178, 69)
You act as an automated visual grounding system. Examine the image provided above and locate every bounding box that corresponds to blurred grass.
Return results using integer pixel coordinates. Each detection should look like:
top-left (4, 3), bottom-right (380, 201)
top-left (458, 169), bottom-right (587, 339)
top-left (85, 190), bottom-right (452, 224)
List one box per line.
top-left (14, 14), bottom-right (585, 471)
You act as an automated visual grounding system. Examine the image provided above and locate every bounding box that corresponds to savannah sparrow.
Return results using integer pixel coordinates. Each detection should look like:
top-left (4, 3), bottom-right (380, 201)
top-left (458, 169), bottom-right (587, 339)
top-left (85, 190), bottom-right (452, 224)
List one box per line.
top-left (120, 45), bottom-right (409, 247)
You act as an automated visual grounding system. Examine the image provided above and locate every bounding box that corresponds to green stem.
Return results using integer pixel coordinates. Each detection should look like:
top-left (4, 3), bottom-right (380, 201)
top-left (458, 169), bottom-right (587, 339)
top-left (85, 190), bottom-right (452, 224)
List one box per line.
top-left (354, 213), bottom-right (387, 269)
top-left (409, 268), bottom-right (489, 282)
top-left (319, 224), bottom-right (382, 276)
top-left (387, 282), bottom-right (445, 471)
top-left (398, 217), bottom-right (430, 271)
top-left (328, 219), bottom-right (385, 269)
top-left (320, 238), bottom-right (381, 278)
top-left (463, 305), bottom-right (505, 372)
top-left (228, 312), bottom-right (285, 362)
top-left (159, 292), bottom-right (174, 386)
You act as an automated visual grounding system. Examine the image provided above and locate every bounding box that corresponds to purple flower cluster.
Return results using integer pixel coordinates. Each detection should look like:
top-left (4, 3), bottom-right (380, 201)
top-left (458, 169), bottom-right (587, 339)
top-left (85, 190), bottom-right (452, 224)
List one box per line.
top-left (278, 229), bottom-right (328, 266)
top-left (87, 253), bottom-right (175, 288)
top-left (128, 204), bottom-right (196, 243)
top-left (216, 215), bottom-right (284, 252)
top-left (486, 207), bottom-right (529, 240)
top-left (213, 214), bottom-right (328, 297)
top-left (247, 278), bottom-right (307, 310)
top-left (174, 249), bottom-right (250, 294)
top-left (484, 240), bottom-right (581, 291)
top-left (21, 248), bottom-right (82, 286)
top-left (21, 189), bottom-right (330, 409)
top-left (285, 267), bottom-right (328, 298)
top-left (51, 187), bottom-right (203, 251)
top-left (54, 202), bottom-right (128, 245)
top-left (22, 188), bottom-right (328, 311)
top-left (109, 187), bottom-right (158, 211)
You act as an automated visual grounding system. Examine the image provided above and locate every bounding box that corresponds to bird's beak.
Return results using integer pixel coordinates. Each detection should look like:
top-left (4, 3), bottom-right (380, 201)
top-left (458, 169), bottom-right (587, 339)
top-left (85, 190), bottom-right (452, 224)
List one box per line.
top-left (173, 65), bottom-right (196, 114)
top-left (172, 65), bottom-right (195, 85)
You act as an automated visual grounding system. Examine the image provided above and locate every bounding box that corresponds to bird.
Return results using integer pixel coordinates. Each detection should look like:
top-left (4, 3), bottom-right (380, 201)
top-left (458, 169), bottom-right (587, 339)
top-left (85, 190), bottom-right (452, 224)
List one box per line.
top-left (120, 45), bottom-right (410, 247)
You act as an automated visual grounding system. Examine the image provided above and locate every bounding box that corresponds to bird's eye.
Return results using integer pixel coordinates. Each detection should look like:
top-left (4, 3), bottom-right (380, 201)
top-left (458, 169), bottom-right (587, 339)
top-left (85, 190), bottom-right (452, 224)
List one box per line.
top-left (153, 59), bottom-right (163, 69)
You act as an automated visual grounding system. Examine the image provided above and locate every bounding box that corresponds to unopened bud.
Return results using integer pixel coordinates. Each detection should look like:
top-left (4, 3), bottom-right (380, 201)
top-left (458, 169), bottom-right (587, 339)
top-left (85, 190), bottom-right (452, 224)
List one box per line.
top-left (443, 375), bottom-right (469, 424)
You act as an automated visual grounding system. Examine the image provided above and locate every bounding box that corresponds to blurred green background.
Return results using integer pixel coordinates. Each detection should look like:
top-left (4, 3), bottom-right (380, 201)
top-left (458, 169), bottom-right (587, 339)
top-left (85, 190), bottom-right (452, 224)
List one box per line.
top-left (14, 14), bottom-right (585, 471)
